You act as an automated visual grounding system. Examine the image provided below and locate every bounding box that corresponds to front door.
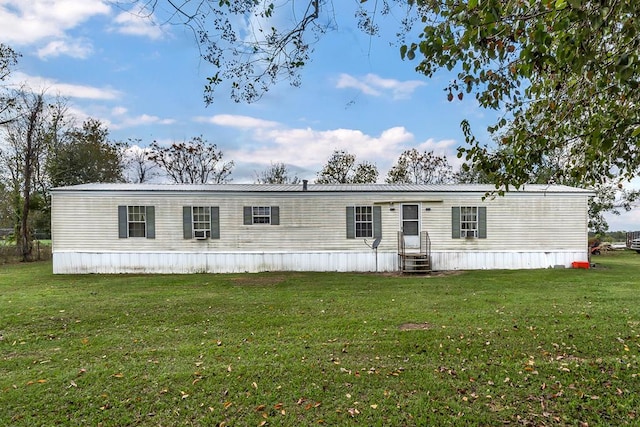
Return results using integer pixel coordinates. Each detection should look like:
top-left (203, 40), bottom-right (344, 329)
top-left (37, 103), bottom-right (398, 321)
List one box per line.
top-left (401, 204), bottom-right (420, 249)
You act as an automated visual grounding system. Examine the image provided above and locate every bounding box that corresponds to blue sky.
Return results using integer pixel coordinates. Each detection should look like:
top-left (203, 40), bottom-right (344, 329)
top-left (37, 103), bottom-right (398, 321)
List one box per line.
top-left (1, 0), bottom-right (637, 230)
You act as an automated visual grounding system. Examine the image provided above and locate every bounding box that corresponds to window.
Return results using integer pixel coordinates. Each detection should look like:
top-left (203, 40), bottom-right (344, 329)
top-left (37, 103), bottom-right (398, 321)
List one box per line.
top-left (183, 206), bottom-right (219, 239)
top-left (253, 206), bottom-right (271, 224)
top-left (128, 206), bottom-right (147, 237)
top-left (460, 206), bottom-right (478, 238)
top-left (192, 206), bottom-right (211, 239)
top-left (118, 205), bottom-right (155, 239)
top-left (346, 206), bottom-right (381, 239)
top-left (451, 206), bottom-right (486, 239)
top-left (243, 206), bottom-right (280, 225)
top-left (354, 206), bottom-right (373, 238)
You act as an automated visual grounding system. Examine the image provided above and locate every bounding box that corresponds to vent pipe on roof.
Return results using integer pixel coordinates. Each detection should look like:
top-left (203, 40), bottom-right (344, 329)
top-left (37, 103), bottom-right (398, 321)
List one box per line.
top-left (302, 179), bottom-right (308, 191)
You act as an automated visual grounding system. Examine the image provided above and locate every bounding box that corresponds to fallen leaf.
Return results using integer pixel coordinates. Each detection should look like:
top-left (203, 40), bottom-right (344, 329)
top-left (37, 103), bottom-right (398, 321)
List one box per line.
top-left (347, 408), bottom-right (360, 417)
top-left (112, 373), bottom-right (124, 378)
top-left (223, 401), bottom-right (233, 409)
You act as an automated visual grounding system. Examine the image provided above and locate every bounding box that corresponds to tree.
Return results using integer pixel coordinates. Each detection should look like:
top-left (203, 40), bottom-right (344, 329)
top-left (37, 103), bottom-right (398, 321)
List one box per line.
top-left (472, 140), bottom-right (640, 232)
top-left (316, 150), bottom-right (378, 184)
top-left (0, 179), bottom-right (12, 229)
top-left (148, 136), bottom-right (233, 184)
top-left (122, 139), bottom-right (159, 184)
top-left (48, 118), bottom-right (124, 187)
top-left (386, 148), bottom-right (453, 184)
top-left (587, 183), bottom-right (640, 234)
top-left (453, 162), bottom-right (493, 184)
top-left (520, 146), bottom-right (640, 233)
top-left (134, 0), bottom-right (640, 187)
top-left (1, 91), bottom-right (46, 261)
top-left (403, 0), bottom-right (640, 188)
top-left (255, 162), bottom-right (300, 184)
top-left (0, 43), bottom-right (19, 125)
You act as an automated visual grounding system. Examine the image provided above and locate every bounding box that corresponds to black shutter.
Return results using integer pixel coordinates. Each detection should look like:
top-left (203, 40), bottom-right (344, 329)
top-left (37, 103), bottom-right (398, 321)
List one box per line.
top-left (270, 206), bottom-right (279, 225)
top-left (211, 207), bottom-right (220, 239)
top-left (118, 206), bottom-right (127, 238)
top-left (183, 206), bottom-right (192, 239)
top-left (478, 206), bottom-right (487, 239)
top-left (373, 206), bottom-right (382, 238)
top-left (146, 206), bottom-right (155, 239)
top-left (451, 206), bottom-right (460, 239)
top-left (243, 206), bottom-right (252, 225)
top-left (346, 206), bottom-right (355, 239)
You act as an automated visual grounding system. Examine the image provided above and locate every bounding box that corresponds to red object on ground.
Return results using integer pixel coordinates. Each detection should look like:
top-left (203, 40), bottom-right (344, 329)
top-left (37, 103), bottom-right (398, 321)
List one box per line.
top-left (572, 261), bottom-right (590, 269)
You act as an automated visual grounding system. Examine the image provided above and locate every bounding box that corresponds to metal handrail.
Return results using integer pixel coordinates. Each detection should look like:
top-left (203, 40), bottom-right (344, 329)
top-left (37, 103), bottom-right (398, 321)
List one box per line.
top-left (397, 231), bottom-right (432, 273)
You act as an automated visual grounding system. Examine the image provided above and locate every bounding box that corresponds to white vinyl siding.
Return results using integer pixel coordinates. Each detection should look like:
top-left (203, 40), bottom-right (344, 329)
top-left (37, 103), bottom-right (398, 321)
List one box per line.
top-left (52, 189), bottom-right (588, 256)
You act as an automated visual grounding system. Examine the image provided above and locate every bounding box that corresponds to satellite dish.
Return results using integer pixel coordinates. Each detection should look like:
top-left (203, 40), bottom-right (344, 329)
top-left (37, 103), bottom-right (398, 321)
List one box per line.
top-left (372, 237), bottom-right (381, 249)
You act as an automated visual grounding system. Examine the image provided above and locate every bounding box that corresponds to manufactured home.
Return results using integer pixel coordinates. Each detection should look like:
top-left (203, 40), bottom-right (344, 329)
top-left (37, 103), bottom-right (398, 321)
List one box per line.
top-left (50, 183), bottom-right (593, 274)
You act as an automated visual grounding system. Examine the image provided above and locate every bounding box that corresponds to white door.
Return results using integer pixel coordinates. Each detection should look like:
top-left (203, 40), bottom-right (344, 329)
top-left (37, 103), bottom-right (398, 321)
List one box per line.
top-left (401, 204), bottom-right (420, 249)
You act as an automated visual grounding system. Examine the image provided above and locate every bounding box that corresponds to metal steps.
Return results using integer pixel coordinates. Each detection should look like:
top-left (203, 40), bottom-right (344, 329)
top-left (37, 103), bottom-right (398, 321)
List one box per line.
top-left (398, 231), bottom-right (432, 274)
top-left (400, 254), bottom-right (431, 273)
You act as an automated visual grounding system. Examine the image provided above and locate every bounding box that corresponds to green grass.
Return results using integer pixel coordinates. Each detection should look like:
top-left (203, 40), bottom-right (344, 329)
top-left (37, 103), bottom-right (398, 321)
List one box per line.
top-left (1, 252), bottom-right (640, 426)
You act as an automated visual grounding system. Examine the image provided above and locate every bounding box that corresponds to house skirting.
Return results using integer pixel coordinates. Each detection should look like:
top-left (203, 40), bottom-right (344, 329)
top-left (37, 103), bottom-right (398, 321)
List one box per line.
top-left (52, 250), bottom-right (589, 274)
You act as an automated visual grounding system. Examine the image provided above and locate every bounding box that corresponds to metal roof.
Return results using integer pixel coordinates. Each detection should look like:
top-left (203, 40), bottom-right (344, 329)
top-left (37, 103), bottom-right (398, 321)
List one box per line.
top-left (50, 182), bottom-right (595, 194)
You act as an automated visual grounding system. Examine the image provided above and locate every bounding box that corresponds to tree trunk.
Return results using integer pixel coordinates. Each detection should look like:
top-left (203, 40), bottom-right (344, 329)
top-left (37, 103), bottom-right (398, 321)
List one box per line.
top-left (19, 94), bottom-right (43, 262)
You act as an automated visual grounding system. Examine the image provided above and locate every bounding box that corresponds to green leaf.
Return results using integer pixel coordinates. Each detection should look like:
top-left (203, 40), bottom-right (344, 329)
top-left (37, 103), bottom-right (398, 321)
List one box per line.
top-left (555, 0), bottom-right (567, 9)
top-left (468, 0), bottom-right (478, 9)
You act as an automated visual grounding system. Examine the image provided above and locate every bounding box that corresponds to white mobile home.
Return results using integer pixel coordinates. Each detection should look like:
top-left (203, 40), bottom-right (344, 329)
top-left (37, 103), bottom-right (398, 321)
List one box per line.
top-left (50, 183), bottom-right (593, 274)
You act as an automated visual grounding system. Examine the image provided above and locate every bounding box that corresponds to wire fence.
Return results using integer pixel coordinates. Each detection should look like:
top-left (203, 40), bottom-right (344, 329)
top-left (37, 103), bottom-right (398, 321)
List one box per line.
top-left (0, 240), bottom-right (52, 264)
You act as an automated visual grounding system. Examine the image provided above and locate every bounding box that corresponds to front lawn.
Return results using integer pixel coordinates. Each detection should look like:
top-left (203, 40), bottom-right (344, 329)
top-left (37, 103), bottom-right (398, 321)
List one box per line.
top-left (1, 252), bottom-right (639, 425)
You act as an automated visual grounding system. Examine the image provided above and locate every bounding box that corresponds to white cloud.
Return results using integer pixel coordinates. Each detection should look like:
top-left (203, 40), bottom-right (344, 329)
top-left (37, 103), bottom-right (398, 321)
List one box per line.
top-left (10, 72), bottom-right (121, 100)
top-left (111, 114), bottom-right (176, 130)
top-left (111, 11), bottom-right (165, 40)
top-left (111, 106), bottom-right (128, 116)
top-left (195, 114), bottom-right (280, 129)
top-left (0, 0), bottom-right (110, 45)
top-left (336, 73), bottom-right (426, 100)
top-left (604, 209), bottom-right (640, 232)
top-left (206, 113), bottom-right (462, 182)
top-left (336, 74), bottom-right (381, 96)
top-left (62, 104), bottom-right (93, 127)
top-left (37, 38), bottom-right (94, 59)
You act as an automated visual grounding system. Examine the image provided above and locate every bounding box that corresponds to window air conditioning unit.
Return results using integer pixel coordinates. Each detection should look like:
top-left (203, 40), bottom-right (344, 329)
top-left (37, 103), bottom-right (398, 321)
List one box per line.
top-left (194, 230), bottom-right (208, 240)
